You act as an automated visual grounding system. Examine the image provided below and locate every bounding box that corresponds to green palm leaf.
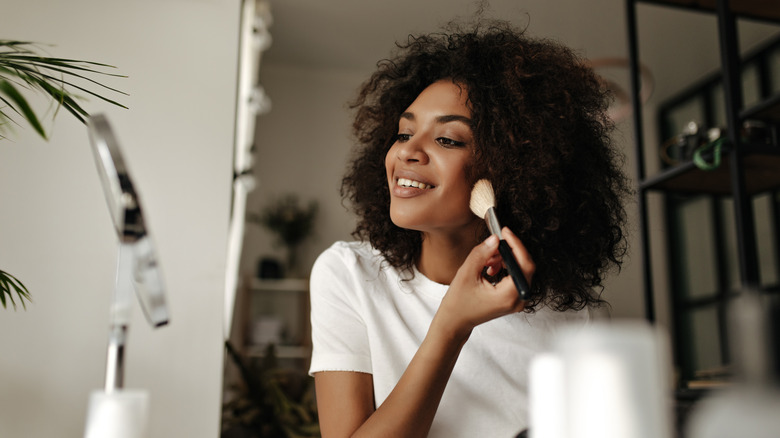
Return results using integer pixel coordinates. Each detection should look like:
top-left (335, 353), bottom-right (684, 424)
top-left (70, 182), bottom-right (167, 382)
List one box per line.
top-left (0, 270), bottom-right (31, 310)
top-left (0, 78), bottom-right (47, 137)
top-left (0, 39), bottom-right (127, 139)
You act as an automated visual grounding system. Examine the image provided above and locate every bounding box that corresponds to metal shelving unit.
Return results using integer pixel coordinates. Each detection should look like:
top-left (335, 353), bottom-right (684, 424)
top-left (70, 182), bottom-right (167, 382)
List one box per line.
top-left (626, 0), bottom-right (780, 383)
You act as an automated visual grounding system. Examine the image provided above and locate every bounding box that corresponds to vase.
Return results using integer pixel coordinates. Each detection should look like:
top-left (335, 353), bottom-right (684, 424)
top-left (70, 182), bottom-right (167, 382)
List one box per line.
top-left (285, 244), bottom-right (299, 278)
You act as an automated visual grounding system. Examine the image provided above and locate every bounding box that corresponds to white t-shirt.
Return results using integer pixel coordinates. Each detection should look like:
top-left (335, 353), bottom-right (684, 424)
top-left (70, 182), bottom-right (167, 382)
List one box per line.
top-left (309, 241), bottom-right (593, 437)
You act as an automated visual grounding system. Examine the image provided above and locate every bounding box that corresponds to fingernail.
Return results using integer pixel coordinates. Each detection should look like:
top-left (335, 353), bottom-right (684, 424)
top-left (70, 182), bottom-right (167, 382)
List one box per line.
top-left (485, 235), bottom-right (498, 247)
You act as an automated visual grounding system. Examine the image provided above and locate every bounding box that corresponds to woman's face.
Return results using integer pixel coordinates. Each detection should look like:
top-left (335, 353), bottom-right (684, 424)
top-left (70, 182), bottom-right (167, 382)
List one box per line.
top-left (385, 79), bottom-right (480, 237)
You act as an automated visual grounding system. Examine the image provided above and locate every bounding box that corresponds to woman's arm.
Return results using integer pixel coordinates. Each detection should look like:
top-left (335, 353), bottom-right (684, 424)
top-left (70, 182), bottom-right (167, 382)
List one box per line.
top-left (315, 228), bottom-right (533, 437)
top-left (314, 371), bottom-right (375, 436)
top-left (315, 312), bottom-right (469, 438)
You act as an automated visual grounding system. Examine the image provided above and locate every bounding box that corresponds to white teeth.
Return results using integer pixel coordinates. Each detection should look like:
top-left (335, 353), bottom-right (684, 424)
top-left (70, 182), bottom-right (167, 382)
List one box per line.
top-left (397, 178), bottom-right (431, 189)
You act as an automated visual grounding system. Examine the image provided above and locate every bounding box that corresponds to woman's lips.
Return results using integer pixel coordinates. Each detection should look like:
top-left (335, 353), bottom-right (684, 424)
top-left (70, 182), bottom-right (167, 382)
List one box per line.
top-left (397, 177), bottom-right (433, 190)
top-left (390, 175), bottom-right (435, 198)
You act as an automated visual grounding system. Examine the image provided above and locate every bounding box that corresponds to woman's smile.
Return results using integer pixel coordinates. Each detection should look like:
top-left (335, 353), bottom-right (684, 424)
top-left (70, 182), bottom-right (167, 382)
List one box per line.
top-left (396, 178), bottom-right (433, 190)
top-left (391, 169), bottom-right (437, 197)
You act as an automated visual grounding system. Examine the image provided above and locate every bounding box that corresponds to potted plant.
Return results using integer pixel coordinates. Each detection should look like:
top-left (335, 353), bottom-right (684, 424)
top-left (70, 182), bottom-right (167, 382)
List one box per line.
top-left (0, 39), bottom-right (126, 309)
top-left (221, 341), bottom-right (320, 438)
top-left (249, 194), bottom-right (317, 278)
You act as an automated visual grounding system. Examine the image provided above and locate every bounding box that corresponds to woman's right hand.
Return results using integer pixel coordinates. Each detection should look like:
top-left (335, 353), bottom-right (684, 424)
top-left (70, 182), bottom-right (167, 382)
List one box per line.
top-left (434, 227), bottom-right (535, 339)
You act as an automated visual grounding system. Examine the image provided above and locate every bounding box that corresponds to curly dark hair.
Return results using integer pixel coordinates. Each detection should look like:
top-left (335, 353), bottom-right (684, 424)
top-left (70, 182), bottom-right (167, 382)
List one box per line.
top-left (341, 18), bottom-right (631, 311)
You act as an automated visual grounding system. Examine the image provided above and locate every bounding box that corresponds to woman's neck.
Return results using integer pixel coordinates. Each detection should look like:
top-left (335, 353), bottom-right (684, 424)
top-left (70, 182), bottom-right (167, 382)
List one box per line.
top-left (416, 223), bottom-right (483, 285)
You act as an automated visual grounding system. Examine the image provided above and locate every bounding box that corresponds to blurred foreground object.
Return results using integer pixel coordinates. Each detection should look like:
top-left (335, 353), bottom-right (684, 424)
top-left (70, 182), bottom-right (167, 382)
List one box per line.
top-left (686, 290), bottom-right (780, 438)
top-left (529, 320), bottom-right (673, 438)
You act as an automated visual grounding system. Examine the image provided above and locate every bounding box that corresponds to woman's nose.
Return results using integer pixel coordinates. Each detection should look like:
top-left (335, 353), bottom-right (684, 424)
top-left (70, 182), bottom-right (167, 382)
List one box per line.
top-left (395, 136), bottom-right (429, 164)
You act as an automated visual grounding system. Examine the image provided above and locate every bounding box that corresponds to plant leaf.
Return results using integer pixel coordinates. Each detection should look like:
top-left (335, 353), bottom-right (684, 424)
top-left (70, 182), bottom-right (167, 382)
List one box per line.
top-left (6, 271), bottom-right (31, 300)
top-left (36, 79), bottom-right (89, 123)
top-left (0, 270), bottom-right (31, 310)
top-left (1, 66), bottom-right (127, 120)
top-left (0, 274), bottom-right (15, 310)
top-left (0, 94), bottom-right (29, 123)
top-left (0, 40), bottom-right (126, 140)
top-left (3, 57), bottom-right (129, 99)
top-left (0, 79), bottom-right (46, 138)
top-left (0, 52), bottom-right (124, 80)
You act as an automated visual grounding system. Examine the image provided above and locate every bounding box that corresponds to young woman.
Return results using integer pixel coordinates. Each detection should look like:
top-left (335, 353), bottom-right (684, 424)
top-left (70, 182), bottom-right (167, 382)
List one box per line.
top-left (308, 18), bottom-right (631, 438)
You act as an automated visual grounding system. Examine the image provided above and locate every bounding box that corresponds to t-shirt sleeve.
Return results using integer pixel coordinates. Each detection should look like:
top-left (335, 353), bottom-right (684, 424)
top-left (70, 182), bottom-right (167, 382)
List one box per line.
top-left (308, 243), bottom-right (373, 375)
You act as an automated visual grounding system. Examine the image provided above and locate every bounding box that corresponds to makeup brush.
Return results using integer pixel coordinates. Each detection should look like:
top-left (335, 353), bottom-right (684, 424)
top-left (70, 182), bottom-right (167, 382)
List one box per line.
top-left (470, 179), bottom-right (531, 300)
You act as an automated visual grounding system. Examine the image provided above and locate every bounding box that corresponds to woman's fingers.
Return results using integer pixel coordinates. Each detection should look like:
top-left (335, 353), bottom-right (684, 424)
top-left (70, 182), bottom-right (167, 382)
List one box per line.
top-left (444, 230), bottom-right (532, 330)
top-left (484, 253), bottom-right (503, 277)
top-left (460, 234), bottom-right (499, 279)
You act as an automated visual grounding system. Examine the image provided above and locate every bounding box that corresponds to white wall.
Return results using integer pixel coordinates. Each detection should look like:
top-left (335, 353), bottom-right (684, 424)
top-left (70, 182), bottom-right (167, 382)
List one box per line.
top-left (239, 63), bottom-right (367, 279)
top-left (0, 1), bottom-right (240, 437)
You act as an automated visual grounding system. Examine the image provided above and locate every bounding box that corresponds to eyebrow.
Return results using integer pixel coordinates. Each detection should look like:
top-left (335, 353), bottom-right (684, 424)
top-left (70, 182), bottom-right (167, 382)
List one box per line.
top-left (399, 111), bottom-right (473, 127)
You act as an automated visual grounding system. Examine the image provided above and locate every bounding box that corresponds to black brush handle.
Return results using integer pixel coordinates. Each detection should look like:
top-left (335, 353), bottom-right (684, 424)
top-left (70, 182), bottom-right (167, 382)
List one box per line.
top-left (498, 239), bottom-right (531, 301)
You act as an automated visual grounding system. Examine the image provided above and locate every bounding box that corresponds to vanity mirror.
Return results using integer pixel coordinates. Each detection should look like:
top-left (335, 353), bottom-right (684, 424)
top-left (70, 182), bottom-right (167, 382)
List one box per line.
top-left (84, 114), bottom-right (169, 438)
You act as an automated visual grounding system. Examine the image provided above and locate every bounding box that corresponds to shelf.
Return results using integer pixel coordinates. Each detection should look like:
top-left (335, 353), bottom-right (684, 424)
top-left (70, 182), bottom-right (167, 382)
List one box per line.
top-left (245, 344), bottom-right (310, 359)
top-left (251, 277), bottom-right (309, 292)
top-left (645, 92), bottom-right (780, 195)
top-left (242, 277), bottom-right (311, 367)
top-left (639, 0), bottom-right (780, 22)
top-left (741, 93), bottom-right (780, 122)
top-left (641, 148), bottom-right (780, 195)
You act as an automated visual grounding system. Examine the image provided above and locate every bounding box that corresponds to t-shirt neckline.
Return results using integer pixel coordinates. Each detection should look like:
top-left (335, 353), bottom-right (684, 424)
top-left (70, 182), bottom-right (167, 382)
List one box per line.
top-left (397, 264), bottom-right (449, 299)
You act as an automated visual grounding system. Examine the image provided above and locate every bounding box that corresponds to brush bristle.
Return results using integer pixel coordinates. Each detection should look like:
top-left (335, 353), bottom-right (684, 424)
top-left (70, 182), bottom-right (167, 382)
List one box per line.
top-left (469, 179), bottom-right (496, 218)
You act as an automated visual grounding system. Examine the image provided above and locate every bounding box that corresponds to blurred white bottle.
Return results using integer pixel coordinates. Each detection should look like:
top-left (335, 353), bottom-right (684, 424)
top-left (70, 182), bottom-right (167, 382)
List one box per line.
top-left (529, 320), bottom-right (673, 438)
top-left (686, 291), bottom-right (780, 438)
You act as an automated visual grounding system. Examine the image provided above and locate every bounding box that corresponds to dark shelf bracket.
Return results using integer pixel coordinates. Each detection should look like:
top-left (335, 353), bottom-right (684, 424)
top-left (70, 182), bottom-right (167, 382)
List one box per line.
top-left (716, 0), bottom-right (761, 289)
top-left (626, 0), bottom-right (657, 323)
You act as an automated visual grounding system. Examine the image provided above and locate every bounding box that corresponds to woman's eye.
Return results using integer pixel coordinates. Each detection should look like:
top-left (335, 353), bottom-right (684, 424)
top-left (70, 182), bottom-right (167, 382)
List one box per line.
top-left (437, 137), bottom-right (467, 147)
top-left (396, 133), bottom-right (412, 142)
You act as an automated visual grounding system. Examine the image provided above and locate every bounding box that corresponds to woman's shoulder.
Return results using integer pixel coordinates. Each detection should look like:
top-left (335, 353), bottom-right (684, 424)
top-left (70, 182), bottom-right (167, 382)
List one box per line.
top-left (317, 240), bottom-right (379, 263)
top-left (312, 240), bottom-right (386, 278)
top-left (310, 241), bottom-right (398, 304)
